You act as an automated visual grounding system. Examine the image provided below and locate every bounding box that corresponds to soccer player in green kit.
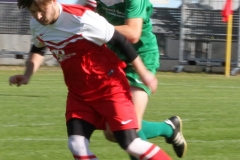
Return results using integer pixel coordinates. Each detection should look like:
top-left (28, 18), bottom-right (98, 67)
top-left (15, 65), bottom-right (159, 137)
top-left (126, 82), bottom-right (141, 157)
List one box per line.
top-left (86, 0), bottom-right (188, 159)
top-left (59, 0), bottom-right (187, 159)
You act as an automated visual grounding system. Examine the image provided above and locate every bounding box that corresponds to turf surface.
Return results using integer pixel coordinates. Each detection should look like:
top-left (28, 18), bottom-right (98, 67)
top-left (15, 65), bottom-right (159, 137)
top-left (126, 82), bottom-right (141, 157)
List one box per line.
top-left (0, 66), bottom-right (239, 160)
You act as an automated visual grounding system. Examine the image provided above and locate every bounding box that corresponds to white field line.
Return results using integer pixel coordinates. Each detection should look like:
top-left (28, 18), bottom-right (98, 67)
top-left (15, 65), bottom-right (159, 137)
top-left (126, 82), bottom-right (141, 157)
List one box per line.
top-left (0, 138), bottom-right (239, 143)
top-left (0, 138), bottom-right (66, 141)
top-left (158, 82), bottom-right (240, 89)
top-left (1, 123), bottom-right (58, 127)
top-left (187, 139), bottom-right (240, 143)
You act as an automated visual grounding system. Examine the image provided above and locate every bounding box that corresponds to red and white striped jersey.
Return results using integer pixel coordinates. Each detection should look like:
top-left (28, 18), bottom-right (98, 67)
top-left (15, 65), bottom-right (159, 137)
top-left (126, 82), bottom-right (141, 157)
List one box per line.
top-left (30, 3), bottom-right (126, 100)
top-left (31, 3), bottom-right (114, 52)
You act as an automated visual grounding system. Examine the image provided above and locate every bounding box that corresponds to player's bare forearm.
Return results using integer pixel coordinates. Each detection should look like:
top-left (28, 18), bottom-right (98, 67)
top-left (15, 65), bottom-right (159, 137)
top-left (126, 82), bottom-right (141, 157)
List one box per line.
top-left (131, 56), bottom-right (148, 77)
top-left (9, 53), bottom-right (44, 87)
top-left (131, 56), bottom-right (158, 93)
top-left (24, 53), bottom-right (44, 78)
top-left (114, 18), bottom-right (142, 43)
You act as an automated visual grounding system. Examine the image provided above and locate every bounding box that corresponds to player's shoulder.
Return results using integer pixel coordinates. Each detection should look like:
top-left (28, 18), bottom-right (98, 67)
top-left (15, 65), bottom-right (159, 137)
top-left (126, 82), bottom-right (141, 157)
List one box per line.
top-left (61, 4), bottom-right (91, 16)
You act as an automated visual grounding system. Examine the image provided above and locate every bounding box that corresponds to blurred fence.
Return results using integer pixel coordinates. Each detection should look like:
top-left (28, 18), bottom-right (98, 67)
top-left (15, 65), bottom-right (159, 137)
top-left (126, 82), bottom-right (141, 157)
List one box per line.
top-left (0, 1), bottom-right (240, 74)
top-left (0, 2), bottom-right (31, 35)
top-left (184, 0), bottom-right (239, 10)
top-left (152, 0), bottom-right (240, 74)
top-left (0, 1), bottom-right (32, 62)
top-left (0, 2), bottom-right (56, 66)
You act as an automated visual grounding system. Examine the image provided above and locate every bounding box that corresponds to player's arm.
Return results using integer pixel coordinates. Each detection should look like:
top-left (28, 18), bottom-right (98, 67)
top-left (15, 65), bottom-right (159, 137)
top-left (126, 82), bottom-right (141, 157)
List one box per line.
top-left (9, 45), bottom-right (46, 86)
top-left (80, 11), bottom-right (157, 92)
top-left (24, 45), bottom-right (46, 78)
top-left (114, 18), bottom-right (142, 44)
top-left (88, 0), bottom-right (142, 43)
top-left (109, 30), bottom-right (157, 93)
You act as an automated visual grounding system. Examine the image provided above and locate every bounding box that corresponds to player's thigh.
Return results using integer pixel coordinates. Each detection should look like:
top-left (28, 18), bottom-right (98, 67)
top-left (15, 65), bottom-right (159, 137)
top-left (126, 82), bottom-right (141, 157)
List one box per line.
top-left (124, 51), bottom-right (159, 128)
top-left (130, 86), bottom-right (149, 129)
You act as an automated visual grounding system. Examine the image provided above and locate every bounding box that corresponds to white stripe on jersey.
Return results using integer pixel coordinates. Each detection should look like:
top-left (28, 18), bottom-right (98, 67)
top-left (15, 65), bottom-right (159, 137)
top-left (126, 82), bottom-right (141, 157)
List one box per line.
top-left (86, 0), bottom-right (97, 8)
top-left (31, 3), bottom-right (114, 49)
top-left (43, 36), bottom-right (84, 49)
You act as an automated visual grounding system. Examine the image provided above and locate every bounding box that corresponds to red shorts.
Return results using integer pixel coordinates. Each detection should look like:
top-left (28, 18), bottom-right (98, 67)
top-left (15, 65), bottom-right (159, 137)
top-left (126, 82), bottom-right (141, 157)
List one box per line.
top-left (63, 46), bottom-right (138, 131)
top-left (65, 92), bottom-right (138, 131)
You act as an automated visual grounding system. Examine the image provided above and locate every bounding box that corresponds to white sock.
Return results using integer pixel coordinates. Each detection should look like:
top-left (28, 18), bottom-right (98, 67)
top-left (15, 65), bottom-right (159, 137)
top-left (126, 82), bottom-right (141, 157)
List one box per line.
top-left (126, 138), bottom-right (161, 160)
top-left (68, 135), bottom-right (98, 160)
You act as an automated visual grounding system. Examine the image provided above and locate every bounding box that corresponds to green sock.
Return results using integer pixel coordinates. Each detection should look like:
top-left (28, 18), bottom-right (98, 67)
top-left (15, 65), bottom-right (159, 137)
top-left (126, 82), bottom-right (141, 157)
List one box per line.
top-left (129, 130), bottom-right (147, 160)
top-left (141, 120), bottom-right (173, 139)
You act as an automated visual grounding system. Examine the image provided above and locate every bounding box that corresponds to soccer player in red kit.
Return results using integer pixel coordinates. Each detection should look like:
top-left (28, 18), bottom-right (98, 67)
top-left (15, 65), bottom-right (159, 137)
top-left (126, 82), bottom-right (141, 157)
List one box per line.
top-left (9, 0), bottom-right (172, 159)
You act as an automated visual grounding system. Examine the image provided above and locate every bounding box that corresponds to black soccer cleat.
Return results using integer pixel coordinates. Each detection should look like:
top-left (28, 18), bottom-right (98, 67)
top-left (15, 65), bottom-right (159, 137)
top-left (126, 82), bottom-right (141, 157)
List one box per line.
top-left (165, 116), bottom-right (187, 158)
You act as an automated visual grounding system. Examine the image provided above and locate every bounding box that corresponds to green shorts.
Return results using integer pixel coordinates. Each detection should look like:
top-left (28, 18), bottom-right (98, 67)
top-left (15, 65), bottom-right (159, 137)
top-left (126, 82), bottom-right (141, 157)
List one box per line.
top-left (124, 50), bottom-right (160, 96)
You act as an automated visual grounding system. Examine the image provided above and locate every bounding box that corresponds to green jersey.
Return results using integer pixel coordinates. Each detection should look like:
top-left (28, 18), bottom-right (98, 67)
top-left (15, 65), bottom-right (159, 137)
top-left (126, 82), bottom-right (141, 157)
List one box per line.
top-left (95, 0), bottom-right (160, 95)
top-left (96, 0), bottom-right (159, 61)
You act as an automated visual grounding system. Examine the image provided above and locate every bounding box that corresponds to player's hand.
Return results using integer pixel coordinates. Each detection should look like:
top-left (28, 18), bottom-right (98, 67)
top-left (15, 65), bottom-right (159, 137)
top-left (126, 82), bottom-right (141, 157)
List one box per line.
top-left (141, 71), bottom-right (158, 94)
top-left (9, 75), bottom-right (30, 87)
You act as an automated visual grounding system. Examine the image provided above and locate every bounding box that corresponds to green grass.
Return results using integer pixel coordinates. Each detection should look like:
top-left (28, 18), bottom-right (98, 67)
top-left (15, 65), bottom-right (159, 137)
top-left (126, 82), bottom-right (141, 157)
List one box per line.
top-left (0, 67), bottom-right (240, 160)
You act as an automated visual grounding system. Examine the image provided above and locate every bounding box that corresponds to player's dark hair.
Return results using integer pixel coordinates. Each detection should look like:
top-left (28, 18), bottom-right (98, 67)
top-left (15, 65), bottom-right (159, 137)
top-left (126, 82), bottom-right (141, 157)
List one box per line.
top-left (17, 0), bottom-right (52, 9)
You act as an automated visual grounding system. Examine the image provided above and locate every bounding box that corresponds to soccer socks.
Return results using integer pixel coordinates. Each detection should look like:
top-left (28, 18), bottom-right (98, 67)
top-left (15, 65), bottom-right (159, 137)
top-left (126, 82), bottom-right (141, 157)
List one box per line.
top-left (129, 130), bottom-right (147, 160)
top-left (126, 138), bottom-right (172, 160)
top-left (68, 135), bottom-right (98, 160)
top-left (142, 120), bottom-right (174, 139)
top-left (138, 130), bottom-right (147, 140)
top-left (129, 121), bottom-right (173, 160)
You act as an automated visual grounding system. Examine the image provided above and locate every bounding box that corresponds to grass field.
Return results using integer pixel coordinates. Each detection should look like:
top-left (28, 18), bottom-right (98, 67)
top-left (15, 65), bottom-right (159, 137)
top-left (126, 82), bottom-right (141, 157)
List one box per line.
top-left (0, 66), bottom-right (240, 160)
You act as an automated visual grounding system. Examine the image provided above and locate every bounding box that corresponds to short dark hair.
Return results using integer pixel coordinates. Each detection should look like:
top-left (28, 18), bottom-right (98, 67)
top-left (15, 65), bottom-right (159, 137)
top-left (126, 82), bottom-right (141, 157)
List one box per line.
top-left (17, 0), bottom-right (52, 9)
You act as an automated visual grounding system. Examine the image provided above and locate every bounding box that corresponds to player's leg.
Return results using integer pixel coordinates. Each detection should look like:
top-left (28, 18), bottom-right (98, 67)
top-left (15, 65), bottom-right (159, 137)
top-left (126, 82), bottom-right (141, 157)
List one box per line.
top-left (67, 118), bottom-right (97, 160)
top-left (126, 50), bottom-right (187, 158)
top-left (66, 96), bottom-right (103, 160)
top-left (131, 86), bottom-right (173, 139)
top-left (141, 116), bottom-right (188, 158)
top-left (126, 50), bottom-right (173, 138)
top-left (128, 85), bottom-right (173, 160)
top-left (103, 75), bottom-right (174, 143)
top-left (101, 88), bottom-right (148, 143)
top-left (113, 129), bottom-right (172, 160)
top-left (99, 91), bottom-right (172, 160)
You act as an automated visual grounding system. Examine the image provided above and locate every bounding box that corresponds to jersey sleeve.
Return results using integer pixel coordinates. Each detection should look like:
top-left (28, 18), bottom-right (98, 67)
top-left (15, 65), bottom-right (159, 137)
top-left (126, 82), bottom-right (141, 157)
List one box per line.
top-left (30, 20), bottom-right (45, 48)
top-left (125, 0), bottom-right (149, 20)
top-left (80, 10), bottom-right (115, 46)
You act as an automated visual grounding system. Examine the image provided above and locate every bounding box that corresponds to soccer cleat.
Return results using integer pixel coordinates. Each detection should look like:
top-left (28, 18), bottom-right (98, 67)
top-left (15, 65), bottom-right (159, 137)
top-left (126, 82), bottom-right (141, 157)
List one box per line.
top-left (165, 116), bottom-right (187, 158)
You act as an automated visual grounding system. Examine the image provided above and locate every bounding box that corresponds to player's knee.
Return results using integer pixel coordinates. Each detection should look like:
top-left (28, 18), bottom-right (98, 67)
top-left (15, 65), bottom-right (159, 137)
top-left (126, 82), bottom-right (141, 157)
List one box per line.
top-left (68, 135), bottom-right (89, 155)
top-left (113, 129), bottom-right (138, 150)
top-left (103, 130), bottom-right (117, 142)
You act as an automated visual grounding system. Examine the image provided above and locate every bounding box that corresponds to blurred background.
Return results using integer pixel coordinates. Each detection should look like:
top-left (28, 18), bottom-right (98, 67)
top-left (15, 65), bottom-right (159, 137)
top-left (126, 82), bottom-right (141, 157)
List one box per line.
top-left (0, 0), bottom-right (239, 74)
